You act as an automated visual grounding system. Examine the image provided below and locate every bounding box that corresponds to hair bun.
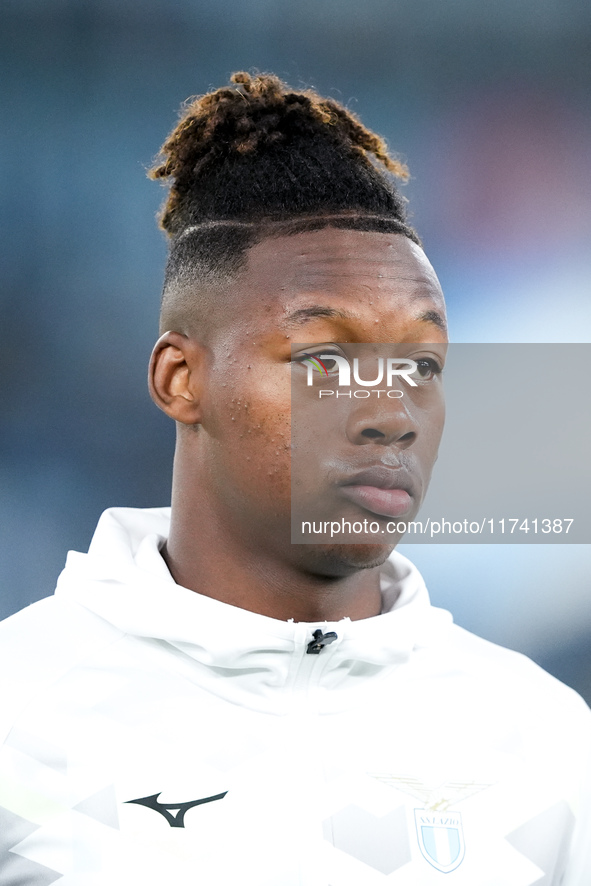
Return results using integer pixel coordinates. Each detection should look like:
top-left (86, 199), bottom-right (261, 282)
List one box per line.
top-left (150, 71), bottom-right (411, 236)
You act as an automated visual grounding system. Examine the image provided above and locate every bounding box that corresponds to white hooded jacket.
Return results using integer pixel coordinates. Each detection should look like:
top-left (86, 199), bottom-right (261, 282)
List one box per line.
top-left (0, 507), bottom-right (589, 885)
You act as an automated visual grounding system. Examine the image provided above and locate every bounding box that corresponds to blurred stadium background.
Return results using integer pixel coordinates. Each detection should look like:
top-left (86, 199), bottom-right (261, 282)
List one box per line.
top-left (1, 0), bottom-right (590, 701)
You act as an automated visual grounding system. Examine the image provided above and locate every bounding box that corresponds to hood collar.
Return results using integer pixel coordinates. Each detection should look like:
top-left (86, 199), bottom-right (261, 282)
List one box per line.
top-left (55, 508), bottom-right (452, 710)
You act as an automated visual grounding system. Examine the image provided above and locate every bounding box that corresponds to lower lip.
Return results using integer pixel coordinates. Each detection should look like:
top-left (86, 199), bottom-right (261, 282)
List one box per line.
top-left (340, 485), bottom-right (412, 519)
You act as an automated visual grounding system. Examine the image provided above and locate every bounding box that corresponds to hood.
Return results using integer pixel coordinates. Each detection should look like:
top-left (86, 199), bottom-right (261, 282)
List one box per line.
top-left (55, 507), bottom-right (453, 711)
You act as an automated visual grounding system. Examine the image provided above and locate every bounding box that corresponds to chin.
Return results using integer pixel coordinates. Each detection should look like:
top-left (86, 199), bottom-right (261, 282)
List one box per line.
top-left (298, 541), bottom-right (396, 577)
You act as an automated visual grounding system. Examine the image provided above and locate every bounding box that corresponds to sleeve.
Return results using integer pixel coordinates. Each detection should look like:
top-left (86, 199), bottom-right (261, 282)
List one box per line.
top-left (560, 695), bottom-right (591, 885)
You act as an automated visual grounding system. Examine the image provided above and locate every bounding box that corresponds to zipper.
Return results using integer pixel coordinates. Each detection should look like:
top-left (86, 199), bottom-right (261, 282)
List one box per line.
top-left (287, 623), bottom-right (341, 711)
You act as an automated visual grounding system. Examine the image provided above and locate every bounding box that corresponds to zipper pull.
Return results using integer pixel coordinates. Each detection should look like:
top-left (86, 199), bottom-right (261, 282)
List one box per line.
top-left (306, 628), bottom-right (338, 654)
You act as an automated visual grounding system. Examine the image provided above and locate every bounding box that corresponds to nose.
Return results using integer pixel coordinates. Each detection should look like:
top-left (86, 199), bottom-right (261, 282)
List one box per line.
top-left (345, 395), bottom-right (418, 448)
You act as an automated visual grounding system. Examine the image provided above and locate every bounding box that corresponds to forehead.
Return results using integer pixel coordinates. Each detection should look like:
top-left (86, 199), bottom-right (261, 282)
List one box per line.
top-left (225, 227), bottom-right (447, 340)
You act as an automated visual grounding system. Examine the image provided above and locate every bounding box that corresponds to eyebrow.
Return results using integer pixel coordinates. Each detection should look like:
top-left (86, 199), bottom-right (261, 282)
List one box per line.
top-left (418, 309), bottom-right (447, 331)
top-left (284, 305), bottom-right (447, 332)
top-left (284, 306), bottom-right (355, 325)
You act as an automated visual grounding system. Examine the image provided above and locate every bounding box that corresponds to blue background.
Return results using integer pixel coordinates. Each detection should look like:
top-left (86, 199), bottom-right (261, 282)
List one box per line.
top-left (1, 0), bottom-right (590, 701)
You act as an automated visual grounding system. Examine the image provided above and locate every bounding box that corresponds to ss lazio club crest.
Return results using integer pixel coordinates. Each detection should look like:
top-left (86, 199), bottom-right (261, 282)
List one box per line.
top-left (414, 808), bottom-right (465, 873)
top-left (369, 773), bottom-right (494, 874)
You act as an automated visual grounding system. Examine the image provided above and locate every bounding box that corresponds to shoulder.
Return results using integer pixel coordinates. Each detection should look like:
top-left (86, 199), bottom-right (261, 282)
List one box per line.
top-left (0, 595), bottom-right (123, 744)
top-left (443, 622), bottom-right (591, 732)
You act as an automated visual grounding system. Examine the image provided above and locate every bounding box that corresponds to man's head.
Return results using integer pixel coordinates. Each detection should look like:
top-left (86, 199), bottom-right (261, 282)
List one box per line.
top-left (148, 72), bottom-right (447, 582)
top-left (150, 71), bottom-right (419, 335)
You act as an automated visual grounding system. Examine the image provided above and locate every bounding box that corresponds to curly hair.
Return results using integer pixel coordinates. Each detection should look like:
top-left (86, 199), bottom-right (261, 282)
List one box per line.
top-left (150, 72), bottom-right (420, 327)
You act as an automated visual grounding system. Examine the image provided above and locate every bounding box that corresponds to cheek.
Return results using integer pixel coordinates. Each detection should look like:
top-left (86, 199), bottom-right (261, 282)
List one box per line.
top-left (416, 395), bottom-right (446, 460)
top-left (207, 372), bottom-right (293, 499)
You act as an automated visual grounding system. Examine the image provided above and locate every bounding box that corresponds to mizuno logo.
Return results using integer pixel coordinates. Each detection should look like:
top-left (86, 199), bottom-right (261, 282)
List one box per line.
top-left (125, 791), bottom-right (228, 828)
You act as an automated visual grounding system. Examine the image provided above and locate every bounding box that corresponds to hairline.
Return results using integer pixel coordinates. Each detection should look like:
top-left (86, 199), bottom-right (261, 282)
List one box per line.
top-left (159, 214), bottom-right (422, 334)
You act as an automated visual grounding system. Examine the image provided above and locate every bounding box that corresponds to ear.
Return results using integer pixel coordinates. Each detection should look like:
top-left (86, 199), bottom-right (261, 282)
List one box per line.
top-left (148, 331), bottom-right (206, 425)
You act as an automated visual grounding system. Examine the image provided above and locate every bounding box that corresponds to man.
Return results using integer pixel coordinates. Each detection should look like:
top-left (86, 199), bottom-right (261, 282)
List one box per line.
top-left (0, 71), bottom-right (589, 884)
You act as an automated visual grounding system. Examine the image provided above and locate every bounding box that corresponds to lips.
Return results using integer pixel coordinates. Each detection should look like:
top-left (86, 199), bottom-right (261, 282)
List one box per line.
top-left (338, 466), bottom-right (414, 519)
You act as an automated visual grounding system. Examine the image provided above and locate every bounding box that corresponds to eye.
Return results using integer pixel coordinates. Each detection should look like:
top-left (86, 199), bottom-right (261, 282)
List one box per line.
top-left (410, 357), bottom-right (443, 382)
top-left (292, 347), bottom-right (346, 378)
top-left (315, 353), bottom-right (341, 374)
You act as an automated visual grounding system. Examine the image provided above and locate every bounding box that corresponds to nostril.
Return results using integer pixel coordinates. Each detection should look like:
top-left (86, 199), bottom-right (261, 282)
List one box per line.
top-left (360, 428), bottom-right (385, 439)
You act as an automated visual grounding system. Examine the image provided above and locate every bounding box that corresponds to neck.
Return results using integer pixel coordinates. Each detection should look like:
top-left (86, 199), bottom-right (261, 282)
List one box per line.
top-left (164, 458), bottom-right (383, 623)
top-left (162, 537), bottom-right (383, 622)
